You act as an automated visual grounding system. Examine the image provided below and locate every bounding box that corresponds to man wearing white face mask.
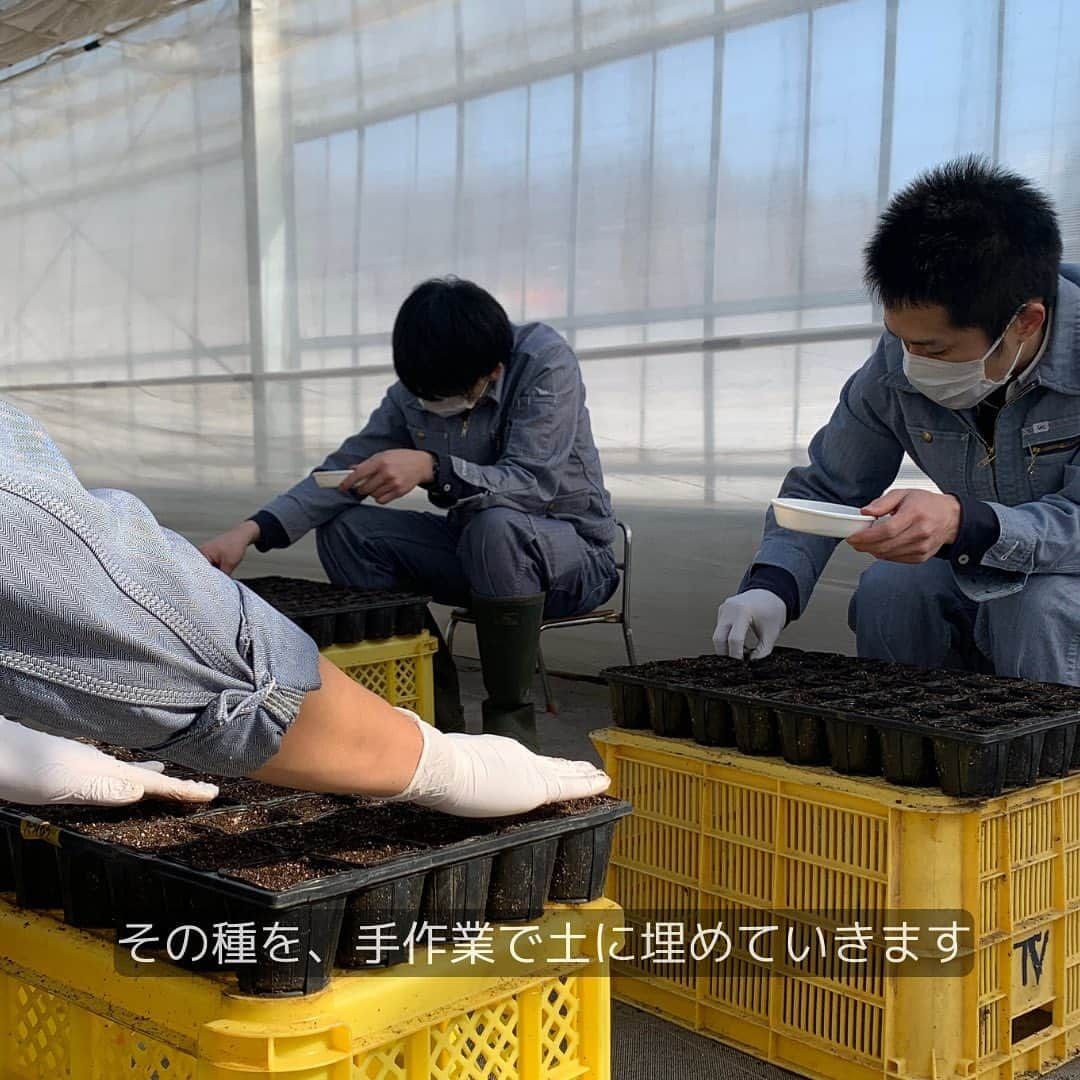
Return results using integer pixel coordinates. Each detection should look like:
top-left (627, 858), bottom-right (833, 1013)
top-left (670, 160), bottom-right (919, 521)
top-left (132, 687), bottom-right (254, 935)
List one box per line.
top-left (714, 157), bottom-right (1080, 683)
top-left (202, 277), bottom-right (618, 747)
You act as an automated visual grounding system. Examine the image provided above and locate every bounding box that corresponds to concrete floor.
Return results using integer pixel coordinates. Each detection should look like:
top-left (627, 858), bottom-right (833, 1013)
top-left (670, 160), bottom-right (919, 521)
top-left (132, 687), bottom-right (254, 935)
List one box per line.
top-left (454, 662), bottom-right (1080, 1080)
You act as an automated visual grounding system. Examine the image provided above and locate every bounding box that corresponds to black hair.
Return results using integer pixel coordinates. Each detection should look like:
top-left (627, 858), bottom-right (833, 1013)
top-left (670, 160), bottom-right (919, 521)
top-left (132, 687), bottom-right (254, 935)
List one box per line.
top-left (392, 277), bottom-right (513, 399)
top-left (864, 156), bottom-right (1062, 339)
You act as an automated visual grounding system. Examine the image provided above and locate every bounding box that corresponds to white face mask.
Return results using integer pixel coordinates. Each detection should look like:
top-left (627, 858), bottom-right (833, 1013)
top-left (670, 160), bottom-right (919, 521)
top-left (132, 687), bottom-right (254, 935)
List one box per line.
top-left (902, 312), bottom-right (1024, 410)
top-left (418, 377), bottom-right (492, 418)
top-left (419, 395), bottom-right (474, 417)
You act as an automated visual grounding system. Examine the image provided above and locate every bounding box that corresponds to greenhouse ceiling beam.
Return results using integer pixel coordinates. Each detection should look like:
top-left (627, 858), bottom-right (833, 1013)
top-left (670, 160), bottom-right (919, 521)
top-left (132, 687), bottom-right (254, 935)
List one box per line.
top-left (0, 0), bottom-right (845, 225)
top-left (0, 321), bottom-right (879, 394)
top-left (293, 0), bottom-right (848, 145)
top-left (0, 142), bottom-right (240, 225)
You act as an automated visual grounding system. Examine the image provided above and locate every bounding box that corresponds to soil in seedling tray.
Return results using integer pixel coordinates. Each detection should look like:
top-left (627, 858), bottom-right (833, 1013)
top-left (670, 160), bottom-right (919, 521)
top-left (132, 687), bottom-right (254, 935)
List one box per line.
top-left (486, 795), bottom-right (619, 828)
top-left (222, 857), bottom-right (348, 890)
top-left (406, 812), bottom-right (498, 844)
top-left (193, 804), bottom-right (299, 835)
top-left (192, 795), bottom-right (345, 836)
top-left (311, 839), bottom-right (425, 866)
top-left (78, 818), bottom-right (207, 851)
top-left (288, 795), bottom-right (350, 821)
top-left (942, 704), bottom-right (1026, 732)
top-left (605, 648), bottom-right (1080, 796)
top-left (0, 783), bottom-right (632, 996)
top-left (241, 576), bottom-right (430, 645)
top-left (243, 803), bottom-right (430, 852)
top-left (43, 800), bottom-right (211, 828)
top-left (164, 834), bottom-right (279, 872)
top-left (212, 779), bottom-right (308, 804)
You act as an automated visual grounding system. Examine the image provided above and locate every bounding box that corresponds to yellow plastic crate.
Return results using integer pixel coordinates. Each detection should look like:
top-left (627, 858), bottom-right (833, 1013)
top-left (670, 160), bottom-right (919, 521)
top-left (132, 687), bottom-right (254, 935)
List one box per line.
top-left (0, 897), bottom-right (616, 1079)
top-left (593, 727), bottom-right (1080, 1080)
top-left (321, 632), bottom-right (437, 724)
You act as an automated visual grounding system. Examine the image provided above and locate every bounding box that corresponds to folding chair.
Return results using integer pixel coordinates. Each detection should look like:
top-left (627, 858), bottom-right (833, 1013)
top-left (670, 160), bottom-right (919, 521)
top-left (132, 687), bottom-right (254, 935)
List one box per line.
top-left (446, 519), bottom-right (637, 714)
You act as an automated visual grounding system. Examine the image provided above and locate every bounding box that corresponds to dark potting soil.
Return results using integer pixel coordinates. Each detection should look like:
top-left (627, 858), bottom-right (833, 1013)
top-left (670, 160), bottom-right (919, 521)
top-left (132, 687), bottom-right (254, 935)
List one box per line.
top-left (311, 839), bottom-right (425, 866)
top-left (404, 812), bottom-right (499, 844)
top-left (242, 577), bottom-right (420, 607)
top-left (493, 795), bottom-right (618, 826)
top-left (165, 834), bottom-right (278, 872)
top-left (285, 795), bottom-right (350, 822)
top-left (190, 795), bottom-right (344, 835)
top-left (259, 798), bottom-right (605, 853)
top-left (222, 857), bottom-right (347, 890)
top-left (304, 804), bottom-right (418, 834)
top-left (230, 822), bottom-right (320, 851)
top-left (615, 650), bottom-right (1078, 733)
top-left (236, 803), bottom-right (421, 851)
top-left (240, 577), bottom-right (428, 626)
top-left (194, 803), bottom-right (302, 835)
top-left (47, 800), bottom-right (210, 828)
top-left (759, 688), bottom-right (820, 705)
top-left (214, 780), bottom-right (303, 804)
top-left (80, 817), bottom-right (207, 851)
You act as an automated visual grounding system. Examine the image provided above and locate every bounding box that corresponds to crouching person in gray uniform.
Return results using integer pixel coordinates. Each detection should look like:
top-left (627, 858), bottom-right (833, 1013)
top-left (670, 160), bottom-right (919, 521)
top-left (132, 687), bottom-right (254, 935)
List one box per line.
top-left (202, 278), bottom-right (619, 751)
top-left (0, 398), bottom-right (609, 815)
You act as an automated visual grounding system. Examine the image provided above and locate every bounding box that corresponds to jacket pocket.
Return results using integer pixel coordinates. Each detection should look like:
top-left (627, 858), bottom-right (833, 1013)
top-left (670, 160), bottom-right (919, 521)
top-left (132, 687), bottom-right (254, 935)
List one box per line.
top-left (903, 424), bottom-right (974, 494)
top-left (1023, 416), bottom-right (1080, 495)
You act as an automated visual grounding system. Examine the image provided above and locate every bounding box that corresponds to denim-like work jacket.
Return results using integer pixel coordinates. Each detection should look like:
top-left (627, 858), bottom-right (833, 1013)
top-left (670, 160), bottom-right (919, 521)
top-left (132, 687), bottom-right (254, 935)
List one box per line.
top-left (259, 322), bottom-right (617, 547)
top-left (0, 400), bottom-right (320, 775)
top-left (749, 266), bottom-right (1080, 609)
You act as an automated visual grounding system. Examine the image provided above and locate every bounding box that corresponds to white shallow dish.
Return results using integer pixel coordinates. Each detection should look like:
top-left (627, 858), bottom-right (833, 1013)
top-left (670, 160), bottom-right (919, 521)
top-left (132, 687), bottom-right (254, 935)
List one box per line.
top-left (771, 497), bottom-right (879, 538)
top-left (313, 470), bottom-right (354, 488)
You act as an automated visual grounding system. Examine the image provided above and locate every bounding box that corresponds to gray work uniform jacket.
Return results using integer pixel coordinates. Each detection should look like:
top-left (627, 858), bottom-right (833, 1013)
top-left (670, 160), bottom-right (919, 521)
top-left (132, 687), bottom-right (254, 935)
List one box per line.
top-left (748, 266), bottom-right (1080, 612)
top-left (256, 322), bottom-right (617, 549)
top-left (0, 399), bottom-right (321, 776)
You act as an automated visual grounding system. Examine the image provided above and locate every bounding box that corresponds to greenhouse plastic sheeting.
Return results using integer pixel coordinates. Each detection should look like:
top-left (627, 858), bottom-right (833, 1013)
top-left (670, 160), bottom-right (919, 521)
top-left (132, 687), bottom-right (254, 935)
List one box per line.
top-left (1, 0), bottom-right (1080, 669)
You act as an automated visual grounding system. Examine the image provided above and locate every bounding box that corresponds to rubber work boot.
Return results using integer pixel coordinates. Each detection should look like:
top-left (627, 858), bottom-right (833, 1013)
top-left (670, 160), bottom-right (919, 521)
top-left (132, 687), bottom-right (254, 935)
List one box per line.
top-left (424, 609), bottom-right (467, 734)
top-left (471, 592), bottom-right (546, 752)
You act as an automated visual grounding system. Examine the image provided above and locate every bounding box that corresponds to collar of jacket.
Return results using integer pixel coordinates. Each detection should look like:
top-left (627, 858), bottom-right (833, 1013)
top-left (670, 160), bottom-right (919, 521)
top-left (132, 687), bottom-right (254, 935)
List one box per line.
top-left (880, 268), bottom-right (1080, 397)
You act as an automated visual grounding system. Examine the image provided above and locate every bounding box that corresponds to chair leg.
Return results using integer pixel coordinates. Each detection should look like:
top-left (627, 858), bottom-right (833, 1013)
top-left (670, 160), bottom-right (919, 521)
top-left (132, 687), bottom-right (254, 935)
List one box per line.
top-left (445, 615), bottom-right (459, 657)
top-left (536, 637), bottom-right (557, 715)
top-left (622, 621), bottom-right (638, 666)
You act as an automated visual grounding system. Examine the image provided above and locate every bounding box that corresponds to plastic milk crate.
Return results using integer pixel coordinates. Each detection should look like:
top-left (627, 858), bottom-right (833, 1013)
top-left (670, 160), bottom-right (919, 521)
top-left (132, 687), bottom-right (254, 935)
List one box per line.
top-left (592, 727), bottom-right (1080, 1080)
top-left (0, 897), bottom-right (617, 1079)
top-left (321, 633), bottom-right (437, 725)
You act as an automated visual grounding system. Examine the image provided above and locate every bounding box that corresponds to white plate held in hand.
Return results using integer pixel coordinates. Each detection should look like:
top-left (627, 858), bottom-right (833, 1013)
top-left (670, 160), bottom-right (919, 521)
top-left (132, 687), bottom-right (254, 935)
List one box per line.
top-left (313, 470), bottom-right (354, 489)
top-left (771, 497), bottom-right (879, 538)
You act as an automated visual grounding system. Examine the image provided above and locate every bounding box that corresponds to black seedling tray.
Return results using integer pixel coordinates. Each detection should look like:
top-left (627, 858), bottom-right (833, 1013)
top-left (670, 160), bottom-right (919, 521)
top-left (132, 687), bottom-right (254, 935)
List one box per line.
top-left (240, 576), bottom-right (430, 647)
top-left (0, 787), bottom-right (629, 996)
top-left (603, 648), bottom-right (1080, 798)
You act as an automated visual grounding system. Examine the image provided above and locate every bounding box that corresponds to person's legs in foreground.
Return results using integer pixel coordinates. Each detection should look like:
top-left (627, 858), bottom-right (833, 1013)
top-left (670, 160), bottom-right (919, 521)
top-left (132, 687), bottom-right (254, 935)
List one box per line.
top-left (848, 559), bottom-right (984, 669)
top-left (849, 560), bottom-right (1080, 684)
top-left (975, 575), bottom-right (1080, 685)
top-left (456, 508), bottom-right (619, 750)
top-left (317, 504), bottom-right (471, 733)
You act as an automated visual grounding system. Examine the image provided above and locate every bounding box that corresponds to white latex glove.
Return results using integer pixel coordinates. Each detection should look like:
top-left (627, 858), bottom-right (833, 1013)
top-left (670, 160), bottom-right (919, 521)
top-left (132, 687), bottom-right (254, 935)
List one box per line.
top-left (0, 716), bottom-right (219, 806)
top-left (387, 709), bottom-right (610, 818)
top-left (713, 589), bottom-right (787, 660)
